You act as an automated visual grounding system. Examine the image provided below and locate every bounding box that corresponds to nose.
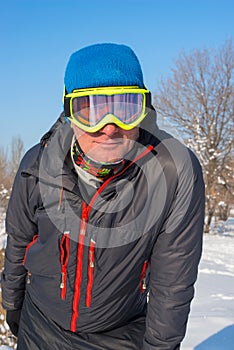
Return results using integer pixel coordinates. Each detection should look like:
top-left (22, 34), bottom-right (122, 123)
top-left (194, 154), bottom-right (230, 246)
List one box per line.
top-left (100, 123), bottom-right (120, 136)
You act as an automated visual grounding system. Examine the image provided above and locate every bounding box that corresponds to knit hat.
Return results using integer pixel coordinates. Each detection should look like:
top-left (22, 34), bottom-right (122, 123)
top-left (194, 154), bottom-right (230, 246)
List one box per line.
top-left (64, 43), bottom-right (144, 92)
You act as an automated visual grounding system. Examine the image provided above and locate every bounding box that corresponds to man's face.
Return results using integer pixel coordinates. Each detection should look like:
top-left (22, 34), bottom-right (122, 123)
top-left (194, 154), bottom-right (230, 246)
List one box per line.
top-left (71, 123), bottom-right (139, 163)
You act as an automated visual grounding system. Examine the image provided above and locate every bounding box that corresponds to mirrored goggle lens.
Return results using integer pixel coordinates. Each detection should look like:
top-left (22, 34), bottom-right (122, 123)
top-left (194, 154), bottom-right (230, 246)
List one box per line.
top-left (71, 93), bottom-right (143, 127)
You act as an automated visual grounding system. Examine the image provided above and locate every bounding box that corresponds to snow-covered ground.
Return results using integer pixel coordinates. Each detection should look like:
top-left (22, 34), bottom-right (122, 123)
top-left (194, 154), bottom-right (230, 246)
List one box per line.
top-left (0, 217), bottom-right (234, 349)
top-left (182, 218), bottom-right (234, 350)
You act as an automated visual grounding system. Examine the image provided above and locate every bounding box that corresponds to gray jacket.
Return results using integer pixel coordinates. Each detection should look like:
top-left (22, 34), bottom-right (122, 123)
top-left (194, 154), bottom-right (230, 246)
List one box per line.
top-left (2, 113), bottom-right (205, 349)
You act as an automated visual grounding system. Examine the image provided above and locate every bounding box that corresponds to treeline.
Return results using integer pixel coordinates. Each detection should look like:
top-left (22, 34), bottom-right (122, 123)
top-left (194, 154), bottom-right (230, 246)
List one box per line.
top-left (0, 137), bottom-right (23, 347)
top-left (0, 136), bottom-right (24, 210)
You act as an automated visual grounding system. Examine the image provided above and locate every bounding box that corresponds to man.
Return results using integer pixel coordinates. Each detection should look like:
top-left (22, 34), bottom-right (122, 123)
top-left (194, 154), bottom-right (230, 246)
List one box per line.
top-left (2, 43), bottom-right (205, 349)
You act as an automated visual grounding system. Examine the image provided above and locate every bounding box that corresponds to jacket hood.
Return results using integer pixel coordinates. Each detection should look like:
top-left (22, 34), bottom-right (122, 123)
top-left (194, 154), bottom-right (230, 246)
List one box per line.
top-left (20, 108), bottom-right (174, 192)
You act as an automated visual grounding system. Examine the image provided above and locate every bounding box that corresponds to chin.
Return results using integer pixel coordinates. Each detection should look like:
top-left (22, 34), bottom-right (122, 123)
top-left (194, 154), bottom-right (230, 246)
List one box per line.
top-left (93, 153), bottom-right (123, 164)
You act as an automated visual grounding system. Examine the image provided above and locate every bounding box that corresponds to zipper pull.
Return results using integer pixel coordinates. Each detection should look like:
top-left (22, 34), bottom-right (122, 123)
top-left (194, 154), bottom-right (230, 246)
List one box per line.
top-left (60, 272), bottom-right (65, 289)
top-left (26, 272), bottom-right (32, 284)
top-left (89, 239), bottom-right (96, 268)
top-left (142, 278), bottom-right (147, 290)
top-left (89, 250), bottom-right (94, 268)
top-left (58, 187), bottom-right (64, 211)
top-left (80, 220), bottom-right (87, 236)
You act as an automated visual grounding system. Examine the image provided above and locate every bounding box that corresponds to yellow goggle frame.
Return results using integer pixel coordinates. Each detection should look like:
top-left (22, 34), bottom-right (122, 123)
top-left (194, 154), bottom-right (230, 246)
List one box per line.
top-left (63, 86), bottom-right (150, 132)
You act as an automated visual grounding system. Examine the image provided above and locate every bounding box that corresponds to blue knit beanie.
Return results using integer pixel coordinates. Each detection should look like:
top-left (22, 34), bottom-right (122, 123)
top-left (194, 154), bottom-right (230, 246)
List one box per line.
top-left (64, 43), bottom-right (144, 92)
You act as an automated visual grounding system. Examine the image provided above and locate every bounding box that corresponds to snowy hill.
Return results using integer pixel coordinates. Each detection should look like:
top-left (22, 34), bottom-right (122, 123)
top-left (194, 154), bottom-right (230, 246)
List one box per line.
top-left (0, 218), bottom-right (234, 349)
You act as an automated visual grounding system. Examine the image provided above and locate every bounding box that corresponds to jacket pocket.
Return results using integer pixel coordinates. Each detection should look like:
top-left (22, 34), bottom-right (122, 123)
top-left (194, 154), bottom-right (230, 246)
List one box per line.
top-left (86, 239), bottom-right (96, 307)
top-left (140, 260), bottom-right (149, 293)
top-left (60, 231), bottom-right (70, 300)
top-left (22, 234), bottom-right (39, 266)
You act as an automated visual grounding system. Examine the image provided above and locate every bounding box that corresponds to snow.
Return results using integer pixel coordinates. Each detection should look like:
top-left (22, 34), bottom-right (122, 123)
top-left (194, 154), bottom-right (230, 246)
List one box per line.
top-left (0, 209), bottom-right (6, 250)
top-left (0, 218), bottom-right (234, 349)
top-left (181, 218), bottom-right (234, 350)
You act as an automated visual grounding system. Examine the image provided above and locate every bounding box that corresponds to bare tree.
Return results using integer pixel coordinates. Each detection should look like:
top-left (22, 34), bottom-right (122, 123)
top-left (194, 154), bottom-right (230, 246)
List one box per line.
top-left (0, 136), bottom-right (24, 211)
top-left (0, 136), bottom-right (23, 348)
top-left (0, 147), bottom-right (11, 209)
top-left (154, 39), bottom-right (234, 233)
top-left (10, 136), bottom-right (24, 179)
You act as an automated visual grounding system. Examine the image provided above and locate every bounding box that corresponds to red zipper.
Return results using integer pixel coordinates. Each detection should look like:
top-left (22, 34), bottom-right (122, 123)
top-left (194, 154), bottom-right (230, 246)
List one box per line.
top-left (60, 231), bottom-right (70, 300)
top-left (22, 234), bottom-right (38, 265)
top-left (86, 239), bottom-right (96, 307)
top-left (70, 201), bottom-right (88, 332)
top-left (70, 145), bottom-right (153, 331)
top-left (140, 260), bottom-right (149, 293)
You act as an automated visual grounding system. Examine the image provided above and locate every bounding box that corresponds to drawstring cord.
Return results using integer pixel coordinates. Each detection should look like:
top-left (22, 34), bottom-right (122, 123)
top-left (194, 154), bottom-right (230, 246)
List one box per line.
top-left (58, 187), bottom-right (64, 211)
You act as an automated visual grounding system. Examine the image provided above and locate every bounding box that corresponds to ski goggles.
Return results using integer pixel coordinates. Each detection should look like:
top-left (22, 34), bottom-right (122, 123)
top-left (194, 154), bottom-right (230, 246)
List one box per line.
top-left (63, 86), bottom-right (150, 132)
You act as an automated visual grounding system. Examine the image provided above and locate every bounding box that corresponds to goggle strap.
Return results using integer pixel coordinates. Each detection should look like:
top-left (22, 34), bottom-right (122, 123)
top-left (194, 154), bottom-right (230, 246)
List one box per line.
top-left (64, 95), bottom-right (71, 117)
top-left (146, 90), bottom-right (151, 107)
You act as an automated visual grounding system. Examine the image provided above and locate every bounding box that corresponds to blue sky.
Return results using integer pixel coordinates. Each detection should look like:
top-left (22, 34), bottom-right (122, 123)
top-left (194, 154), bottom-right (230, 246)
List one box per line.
top-left (1, 0), bottom-right (233, 153)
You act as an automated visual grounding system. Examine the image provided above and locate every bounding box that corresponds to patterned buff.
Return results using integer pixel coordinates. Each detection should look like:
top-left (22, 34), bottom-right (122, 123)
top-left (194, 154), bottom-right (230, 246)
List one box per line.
top-left (72, 140), bottom-right (125, 181)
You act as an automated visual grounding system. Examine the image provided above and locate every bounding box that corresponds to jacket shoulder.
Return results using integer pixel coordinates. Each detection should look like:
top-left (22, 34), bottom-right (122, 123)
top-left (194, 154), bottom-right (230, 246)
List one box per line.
top-left (153, 128), bottom-right (203, 177)
top-left (18, 143), bottom-right (42, 176)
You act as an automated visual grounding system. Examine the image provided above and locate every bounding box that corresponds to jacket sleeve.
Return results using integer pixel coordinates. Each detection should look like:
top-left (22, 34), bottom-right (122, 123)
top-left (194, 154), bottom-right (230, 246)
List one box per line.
top-left (143, 149), bottom-right (205, 350)
top-left (1, 148), bottom-right (39, 311)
